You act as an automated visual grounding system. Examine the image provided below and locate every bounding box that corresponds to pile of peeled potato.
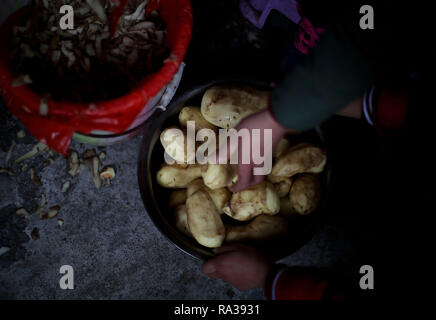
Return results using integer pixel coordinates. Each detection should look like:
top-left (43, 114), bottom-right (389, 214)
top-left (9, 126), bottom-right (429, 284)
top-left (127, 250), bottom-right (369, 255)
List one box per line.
top-left (156, 85), bottom-right (326, 248)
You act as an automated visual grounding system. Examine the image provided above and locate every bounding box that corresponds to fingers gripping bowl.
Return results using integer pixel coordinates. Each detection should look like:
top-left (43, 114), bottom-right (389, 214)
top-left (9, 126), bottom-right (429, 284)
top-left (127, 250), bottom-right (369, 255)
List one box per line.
top-left (138, 80), bottom-right (332, 261)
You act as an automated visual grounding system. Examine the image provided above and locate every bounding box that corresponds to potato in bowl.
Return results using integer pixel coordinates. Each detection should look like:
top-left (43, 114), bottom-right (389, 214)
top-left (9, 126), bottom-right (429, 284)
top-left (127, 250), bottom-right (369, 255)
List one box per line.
top-left (138, 81), bottom-right (330, 260)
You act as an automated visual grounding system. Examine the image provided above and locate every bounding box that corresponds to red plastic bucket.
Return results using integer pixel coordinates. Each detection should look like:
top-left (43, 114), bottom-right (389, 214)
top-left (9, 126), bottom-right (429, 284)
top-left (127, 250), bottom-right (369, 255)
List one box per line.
top-left (0, 0), bottom-right (193, 155)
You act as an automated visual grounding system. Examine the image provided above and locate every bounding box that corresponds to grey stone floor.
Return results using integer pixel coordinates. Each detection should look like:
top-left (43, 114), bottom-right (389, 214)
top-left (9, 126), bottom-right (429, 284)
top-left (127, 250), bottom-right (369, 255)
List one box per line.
top-left (0, 101), bottom-right (358, 300)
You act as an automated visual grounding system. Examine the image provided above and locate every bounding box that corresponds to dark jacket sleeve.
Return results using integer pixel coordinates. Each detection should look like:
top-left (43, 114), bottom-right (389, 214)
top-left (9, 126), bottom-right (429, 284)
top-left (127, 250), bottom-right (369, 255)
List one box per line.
top-left (271, 32), bottom-right (373, 131)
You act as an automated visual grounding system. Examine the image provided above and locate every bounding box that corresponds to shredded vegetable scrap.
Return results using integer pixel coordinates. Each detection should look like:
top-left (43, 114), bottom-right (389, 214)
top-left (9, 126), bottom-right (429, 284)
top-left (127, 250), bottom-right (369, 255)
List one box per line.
top-left (11, 0), bottom-right (168, 102)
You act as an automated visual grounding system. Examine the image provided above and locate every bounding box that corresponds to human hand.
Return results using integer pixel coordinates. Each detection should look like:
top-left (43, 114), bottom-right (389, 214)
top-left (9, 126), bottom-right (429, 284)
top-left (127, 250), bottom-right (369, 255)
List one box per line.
top-left (202, 243), bottom-right (272, 291)
top-left (218, 109), bottom-right (289, 192)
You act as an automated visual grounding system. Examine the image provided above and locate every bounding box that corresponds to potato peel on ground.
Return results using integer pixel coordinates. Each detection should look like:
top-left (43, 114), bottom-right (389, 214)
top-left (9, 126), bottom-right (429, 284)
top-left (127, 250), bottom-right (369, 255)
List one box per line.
top-left (61, 181), bottom-right (71, 193)
top-left (82, 149), bottom-right (97, 159)
top-left (0, 168), bottom-right (15, 176)
top-left (91, 156), bottom-right (102, 189)
top-left (35, 193), bottom-right (47, 216)
top-left (67, 151), bottom-right (80, 177)
top-left (99, 166), bottom-right (116, 185)
top-left (98, 151), bottom-right (106, 163)
top-left (40, 205), bottom-right (60, 219)
top-left (42, 157), bottom-right (54, 168)
top-left (5, 141), bottom-right (16, 166)
top-left (16, 130), bottom-right (26, 139)
top-left (80, 155), bottom-right (102, 189)
top-left (30, 167), bottom-right (43, 186)
top-left (14, 142), bottom-right (48, 164)
top-left (16, 208), bottom-right (30, 217)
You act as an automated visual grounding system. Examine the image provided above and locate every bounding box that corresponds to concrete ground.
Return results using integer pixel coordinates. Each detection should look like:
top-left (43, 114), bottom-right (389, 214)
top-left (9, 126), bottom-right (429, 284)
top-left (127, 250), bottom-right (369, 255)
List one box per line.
top-left (0, 0), bottom-right (377, 300)
top-left (0, 105), bottom-right (354, 300)
top-left (0, 99), bottom-right (369, 299)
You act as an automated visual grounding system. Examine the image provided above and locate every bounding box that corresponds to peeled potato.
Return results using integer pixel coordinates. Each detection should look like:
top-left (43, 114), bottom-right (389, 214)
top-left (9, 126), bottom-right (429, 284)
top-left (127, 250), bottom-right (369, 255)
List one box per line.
top-left (187, 179), bottom-right (231, 213)
top-left (274, 138), bottom-right (291, 158)
top-left (186, 189), bottom-right (225, 248)
top-left (160, 127), bottom-right (196, 164)
top-left (289, 174), bottom-right (321, 215)
top-left (201, 85), bottom-right (270, 129)
top-left (186, 178), bottom-right (206, 197)
top-left (267, 175), bottom-right (293, 198)
top-left (179, 106), bottom-right (217, 131)
top-left (208, 187), bottom-right (231, 214)
top-left (156, 164), bottom-right (202, 188)
top-left (202, 164), bottom-right (237, 190)
top-left (272, 143), bottom-right (326, 177)
top-left (224, 181), bottom-right (280, 221)
top-left (225, 215), bottom-right (288, 242)
top-left (168, 189), bottom-right (187, 208)
top-left (174, 205), bottom-right (192, 237)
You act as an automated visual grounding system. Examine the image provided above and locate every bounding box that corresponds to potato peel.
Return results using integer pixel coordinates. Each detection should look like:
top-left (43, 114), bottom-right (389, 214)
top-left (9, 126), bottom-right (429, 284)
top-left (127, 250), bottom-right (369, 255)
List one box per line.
top-left (61, 181), bottom-right (71, 193)
top-left (0, 167), bottom-right (14, 176)
top-left (57, 219), bottom-right (64, 227)
top-left (99, 166), bottom-right (115, 185)
top-left (16, 208), bottom-right (30, 217)
top-left (5, 141), bottom-right (16, 166)
top-left (35, 193), bottom-right (47, 216)
top-left (42, 157), bottom-right (55, 168)
top-left (40, 205), bottom-right (60, 219)
top-left (82, 156), bottom-right (102, 189)
top-left (67, 151), bottom-right (80, 177)
top-left (16, 130), bottom-right (26, 139)
top-left (30, 167), bottom-right (43, 186)
top-left (14, 142), bottom-right (48, 164)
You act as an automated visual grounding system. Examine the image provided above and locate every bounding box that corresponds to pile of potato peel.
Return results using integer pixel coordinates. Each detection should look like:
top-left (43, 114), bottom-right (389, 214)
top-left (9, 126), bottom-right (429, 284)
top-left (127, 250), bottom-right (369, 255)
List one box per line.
top-left (10, 0), bottom-right (168, 102)
top-left (156, 86), bottom-right (327, 249)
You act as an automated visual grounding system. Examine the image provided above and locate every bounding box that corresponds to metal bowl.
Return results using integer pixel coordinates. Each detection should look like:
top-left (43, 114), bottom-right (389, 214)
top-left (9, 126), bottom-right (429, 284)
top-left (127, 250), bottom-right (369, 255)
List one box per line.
top-left (138, 80), bottom-right (332, 261)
